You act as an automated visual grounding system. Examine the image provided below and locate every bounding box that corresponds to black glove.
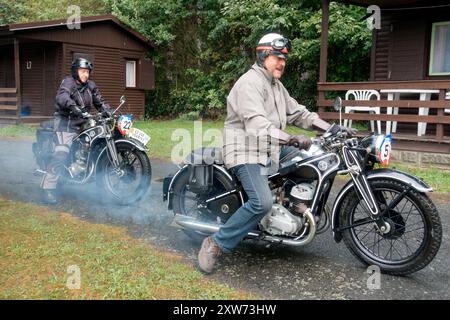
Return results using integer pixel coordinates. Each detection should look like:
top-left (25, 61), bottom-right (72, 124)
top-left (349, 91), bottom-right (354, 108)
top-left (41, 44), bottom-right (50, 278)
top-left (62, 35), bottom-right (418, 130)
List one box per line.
top-left (101, 109), bottom-right (112, 118)
top-left (71, 106), bottom-right (84, 117)
top-left (288, 134), bottom-right (312, 150)
top-left (326, 123), bottom-right (357, 136)
top-left (81, 112), bottom-right (91, 119)
top-left (340, 125), bottom-right (357, 136)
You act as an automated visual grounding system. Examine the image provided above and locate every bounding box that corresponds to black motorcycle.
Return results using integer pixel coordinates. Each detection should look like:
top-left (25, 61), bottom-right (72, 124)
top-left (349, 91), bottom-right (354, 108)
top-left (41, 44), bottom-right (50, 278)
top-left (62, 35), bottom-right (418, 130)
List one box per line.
top-left (33, 96), bottom-right (152, 205)
top-left (163, 97), bottom-right (442, 275)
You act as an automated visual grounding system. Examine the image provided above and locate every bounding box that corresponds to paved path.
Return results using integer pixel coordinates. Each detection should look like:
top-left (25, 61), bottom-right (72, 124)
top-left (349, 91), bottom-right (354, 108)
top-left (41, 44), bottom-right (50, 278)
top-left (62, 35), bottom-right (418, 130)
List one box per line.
top-left (0, 138), bottom-right (449, 299)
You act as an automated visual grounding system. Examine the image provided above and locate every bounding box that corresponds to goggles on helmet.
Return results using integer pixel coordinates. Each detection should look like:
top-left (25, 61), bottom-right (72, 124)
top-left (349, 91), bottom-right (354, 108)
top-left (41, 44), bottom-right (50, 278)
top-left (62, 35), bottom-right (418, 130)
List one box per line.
top-left (257, 37), bottom-right (291, 54)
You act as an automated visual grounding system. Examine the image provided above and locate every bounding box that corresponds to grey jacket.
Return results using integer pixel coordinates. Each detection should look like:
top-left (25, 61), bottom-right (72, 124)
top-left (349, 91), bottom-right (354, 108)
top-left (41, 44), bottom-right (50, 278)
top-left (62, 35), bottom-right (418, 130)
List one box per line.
top-left (223, 63), bottom-right (318, 172)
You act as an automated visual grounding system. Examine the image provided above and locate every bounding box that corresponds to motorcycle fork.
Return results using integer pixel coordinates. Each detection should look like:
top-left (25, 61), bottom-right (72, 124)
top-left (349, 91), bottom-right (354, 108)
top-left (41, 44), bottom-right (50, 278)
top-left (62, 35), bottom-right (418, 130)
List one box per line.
top-left (104, 125), bottom-right (121, 169)
top-left (342, 146), bottom-right (387, 232)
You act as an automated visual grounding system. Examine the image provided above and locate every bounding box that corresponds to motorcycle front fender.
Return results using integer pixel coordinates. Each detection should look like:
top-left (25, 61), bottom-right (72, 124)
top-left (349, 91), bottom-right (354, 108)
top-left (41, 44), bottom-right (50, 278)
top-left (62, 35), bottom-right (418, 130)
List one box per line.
top-left (94, 139), bottom-right (148, 175)
top-left (331, 168), bottom-right (433, 243)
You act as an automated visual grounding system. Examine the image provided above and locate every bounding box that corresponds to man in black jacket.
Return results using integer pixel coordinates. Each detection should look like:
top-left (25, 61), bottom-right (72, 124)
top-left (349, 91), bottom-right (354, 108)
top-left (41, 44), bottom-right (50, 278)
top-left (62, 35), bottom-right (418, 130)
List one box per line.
top-left (41, 57), bottom-right (112, 204)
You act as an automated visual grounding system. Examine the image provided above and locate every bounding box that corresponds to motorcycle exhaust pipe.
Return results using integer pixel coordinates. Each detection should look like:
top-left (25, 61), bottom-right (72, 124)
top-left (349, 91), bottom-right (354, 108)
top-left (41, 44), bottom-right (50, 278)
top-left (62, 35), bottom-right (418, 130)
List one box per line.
top-left (172, 209), bottom-right (317, 247)
top-left (172, 215), bottom-right (222, 234)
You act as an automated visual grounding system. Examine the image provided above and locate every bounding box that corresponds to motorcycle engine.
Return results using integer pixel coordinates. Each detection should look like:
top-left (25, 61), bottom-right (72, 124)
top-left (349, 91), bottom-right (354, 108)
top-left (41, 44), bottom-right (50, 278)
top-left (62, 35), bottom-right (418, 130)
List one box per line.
top-left (289, 183), bottom-right (315, 215)
top-left (68, 141), bottom-right (89, 177)
top-left (259, 204), bottom-right (304, 236)
top-left (259, 183), bottom-right (315, 236)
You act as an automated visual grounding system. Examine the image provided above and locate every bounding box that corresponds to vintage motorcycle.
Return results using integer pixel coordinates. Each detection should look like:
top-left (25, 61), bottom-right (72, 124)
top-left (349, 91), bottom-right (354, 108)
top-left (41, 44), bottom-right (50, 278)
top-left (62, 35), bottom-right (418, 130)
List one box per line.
top-left (33, 96), bottom-right (152, 205)
top-left (163, 97), bottom-right (442, 275)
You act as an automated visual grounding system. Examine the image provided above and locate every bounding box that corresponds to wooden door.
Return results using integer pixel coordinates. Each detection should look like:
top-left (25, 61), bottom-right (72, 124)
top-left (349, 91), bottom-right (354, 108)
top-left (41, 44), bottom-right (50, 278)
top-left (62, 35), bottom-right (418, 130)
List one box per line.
top-left (43, 45), bottom-right (57, 115)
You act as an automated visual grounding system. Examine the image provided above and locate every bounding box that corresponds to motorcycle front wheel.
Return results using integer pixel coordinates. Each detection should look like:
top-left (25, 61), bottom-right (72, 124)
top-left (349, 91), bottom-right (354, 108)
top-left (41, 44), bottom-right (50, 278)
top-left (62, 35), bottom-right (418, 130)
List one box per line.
top-left (339, 179), bottom-right (442, 275)
top-left (97, 143), bottom-right (152, 205)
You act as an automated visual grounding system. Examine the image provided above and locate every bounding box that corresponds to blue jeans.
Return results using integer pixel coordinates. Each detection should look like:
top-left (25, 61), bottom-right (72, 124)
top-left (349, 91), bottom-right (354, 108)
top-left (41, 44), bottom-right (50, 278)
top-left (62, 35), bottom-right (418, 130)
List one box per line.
top-left (213, 145), bottom-right (301, 253)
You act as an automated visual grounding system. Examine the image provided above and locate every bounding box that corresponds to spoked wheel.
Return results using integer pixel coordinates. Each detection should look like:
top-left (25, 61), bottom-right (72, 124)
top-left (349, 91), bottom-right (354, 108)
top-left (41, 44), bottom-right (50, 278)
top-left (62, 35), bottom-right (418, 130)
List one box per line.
top-left (171, 167), bottom-right (241, 242)
top-left (339, 179), bottom-right (442, 275)
top-left (97, 143), bottom-right (151, 205)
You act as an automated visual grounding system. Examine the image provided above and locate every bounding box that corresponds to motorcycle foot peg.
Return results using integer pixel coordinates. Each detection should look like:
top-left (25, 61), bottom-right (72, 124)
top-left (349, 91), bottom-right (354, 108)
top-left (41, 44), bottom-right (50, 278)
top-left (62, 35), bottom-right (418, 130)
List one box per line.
top-left (34, 169), bottom-right (47, 176)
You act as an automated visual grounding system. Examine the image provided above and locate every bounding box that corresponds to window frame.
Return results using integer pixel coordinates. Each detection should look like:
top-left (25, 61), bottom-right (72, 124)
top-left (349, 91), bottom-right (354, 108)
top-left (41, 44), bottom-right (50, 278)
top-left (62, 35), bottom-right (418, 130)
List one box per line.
top-left (429, 21), bottom-right (450, 76)
top-left (125, 60), bottom-right (137, 88)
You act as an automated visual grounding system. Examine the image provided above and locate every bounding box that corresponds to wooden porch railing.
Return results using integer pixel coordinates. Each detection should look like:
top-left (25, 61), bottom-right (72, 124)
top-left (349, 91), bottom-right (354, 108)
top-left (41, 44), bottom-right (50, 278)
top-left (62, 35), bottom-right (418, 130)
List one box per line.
top-left (317, 81), bottom-right (450, 142)
top-left (0, 88), bottom-right (19, 121)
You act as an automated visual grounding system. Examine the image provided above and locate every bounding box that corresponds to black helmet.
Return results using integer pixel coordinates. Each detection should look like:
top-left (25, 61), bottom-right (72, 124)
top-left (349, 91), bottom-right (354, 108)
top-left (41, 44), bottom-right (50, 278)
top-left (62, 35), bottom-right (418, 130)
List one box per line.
top-left (71, 57), bottom-right (93, 82)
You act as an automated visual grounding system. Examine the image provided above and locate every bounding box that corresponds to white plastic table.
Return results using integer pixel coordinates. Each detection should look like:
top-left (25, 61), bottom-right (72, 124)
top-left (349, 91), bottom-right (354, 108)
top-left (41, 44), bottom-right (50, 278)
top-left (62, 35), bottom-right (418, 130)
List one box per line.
top-left (380, 89), bottom-right (439, 136)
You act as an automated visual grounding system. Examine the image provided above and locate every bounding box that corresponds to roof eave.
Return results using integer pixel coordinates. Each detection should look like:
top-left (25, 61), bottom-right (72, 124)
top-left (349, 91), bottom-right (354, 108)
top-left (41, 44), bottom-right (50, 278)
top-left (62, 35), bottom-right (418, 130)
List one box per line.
top-left (5, 14), bottom-right (155, 50)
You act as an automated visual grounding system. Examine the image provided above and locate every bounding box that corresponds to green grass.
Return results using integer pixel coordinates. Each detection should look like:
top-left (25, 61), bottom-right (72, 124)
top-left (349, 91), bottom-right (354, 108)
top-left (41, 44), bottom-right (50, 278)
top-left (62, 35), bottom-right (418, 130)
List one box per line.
top-left (388, 163), bottom-right (450, 193)
top-left (0, 124), bottom-right (37, 138)
top-left (133, 118), bottom-right (315, 160)
top-left (1, 121), bottom-right (449, 192)
top-left (0, 197), bottom-right (254, 299)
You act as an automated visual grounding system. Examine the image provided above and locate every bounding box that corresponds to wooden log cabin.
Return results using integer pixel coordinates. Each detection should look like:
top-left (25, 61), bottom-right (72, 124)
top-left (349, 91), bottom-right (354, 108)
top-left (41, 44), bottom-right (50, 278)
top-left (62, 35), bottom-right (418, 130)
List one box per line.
top-left (0, 15), bottom-right (155, 124)
top-left (318, 0), bottom-right (450, 156)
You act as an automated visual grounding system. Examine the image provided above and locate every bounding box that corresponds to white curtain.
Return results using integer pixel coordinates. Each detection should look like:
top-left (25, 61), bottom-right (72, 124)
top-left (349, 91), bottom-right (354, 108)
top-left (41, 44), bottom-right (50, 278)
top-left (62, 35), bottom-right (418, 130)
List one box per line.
top-left (126, 61), bottom-right (136, 87)
top-left (432, 24), bottom-right (450, 74)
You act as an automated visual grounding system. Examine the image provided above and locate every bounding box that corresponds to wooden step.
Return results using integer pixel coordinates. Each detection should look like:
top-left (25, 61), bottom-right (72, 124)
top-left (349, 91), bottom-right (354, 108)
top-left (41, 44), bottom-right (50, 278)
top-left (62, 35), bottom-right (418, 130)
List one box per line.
top-left (0, 88), bottom-right (17, 94)
top-left (0, 97), bottom-right (17, 102)
top-left (0, 104), bottom-right (18, 111)
top-left (21, 116), bottom-right (52, 124)
top-left (0, 117), bottom-right (19, 125)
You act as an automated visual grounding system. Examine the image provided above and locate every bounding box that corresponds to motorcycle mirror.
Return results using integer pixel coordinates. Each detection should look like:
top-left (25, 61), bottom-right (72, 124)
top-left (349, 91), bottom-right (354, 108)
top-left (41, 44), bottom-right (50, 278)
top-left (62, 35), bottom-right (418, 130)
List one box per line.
top-left (333, 96), bottom-right (342, 111)
top-left (112, 96), bottom-right (126, 115)
top-left (334, 96), bottom-right (343, 127)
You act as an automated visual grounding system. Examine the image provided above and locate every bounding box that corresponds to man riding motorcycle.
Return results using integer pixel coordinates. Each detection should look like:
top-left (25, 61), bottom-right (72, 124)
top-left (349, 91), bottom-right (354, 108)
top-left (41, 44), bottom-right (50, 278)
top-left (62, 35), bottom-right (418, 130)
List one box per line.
top-left (41, 57), bottom-right (112, 204)
top-left (198, 33), bottom-right (353, 273)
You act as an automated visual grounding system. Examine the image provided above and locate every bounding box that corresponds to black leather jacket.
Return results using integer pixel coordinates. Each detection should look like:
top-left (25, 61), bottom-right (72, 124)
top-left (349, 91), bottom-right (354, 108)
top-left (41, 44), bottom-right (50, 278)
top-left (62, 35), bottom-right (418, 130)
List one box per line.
top-left (54, 76), bottom-right (111, 132)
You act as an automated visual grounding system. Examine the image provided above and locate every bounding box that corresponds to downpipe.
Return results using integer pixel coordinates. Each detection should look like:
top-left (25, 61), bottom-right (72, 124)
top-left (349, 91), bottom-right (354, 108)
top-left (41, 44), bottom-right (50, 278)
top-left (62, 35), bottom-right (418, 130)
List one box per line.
top-left (172, 209), bottom-right (317, 247)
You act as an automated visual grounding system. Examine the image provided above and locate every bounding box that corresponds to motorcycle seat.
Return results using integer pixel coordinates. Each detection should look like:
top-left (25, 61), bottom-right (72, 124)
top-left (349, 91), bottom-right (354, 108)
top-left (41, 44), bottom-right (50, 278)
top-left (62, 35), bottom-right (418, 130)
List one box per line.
top-left (184, 147), bottom-right (223, 165)
top-left (40, 120), bottom-right (54, 131)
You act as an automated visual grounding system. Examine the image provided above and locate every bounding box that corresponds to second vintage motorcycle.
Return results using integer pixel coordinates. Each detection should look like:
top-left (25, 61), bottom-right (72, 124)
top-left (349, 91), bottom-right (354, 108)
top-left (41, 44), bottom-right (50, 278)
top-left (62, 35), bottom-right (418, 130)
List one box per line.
top-left (163, 97), bottom-right (442, 275)
top-left (33, 96), bottom-right (152, 205)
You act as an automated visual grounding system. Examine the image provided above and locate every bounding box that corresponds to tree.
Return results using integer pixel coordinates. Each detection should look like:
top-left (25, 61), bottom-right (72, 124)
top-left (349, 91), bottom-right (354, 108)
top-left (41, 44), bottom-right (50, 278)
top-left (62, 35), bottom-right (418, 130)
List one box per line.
top-left (0, 0), bottom-right (27, 25)
top-left (1, 0), bottom-right (372, 118)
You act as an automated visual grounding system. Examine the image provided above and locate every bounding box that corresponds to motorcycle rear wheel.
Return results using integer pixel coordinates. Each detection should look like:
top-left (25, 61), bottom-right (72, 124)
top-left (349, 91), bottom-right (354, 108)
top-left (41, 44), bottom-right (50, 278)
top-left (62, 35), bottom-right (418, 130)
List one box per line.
top-left (172, 167), bottom-right (240, 242)
top-left (339, 179), bottom-right (442, 275)
top-left (97, 143), bottom-right (151, 205)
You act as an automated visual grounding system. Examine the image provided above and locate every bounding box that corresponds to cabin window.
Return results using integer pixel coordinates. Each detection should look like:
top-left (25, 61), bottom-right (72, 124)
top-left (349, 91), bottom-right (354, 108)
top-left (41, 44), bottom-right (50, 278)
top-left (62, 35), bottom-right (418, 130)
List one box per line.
top-left (429, 22), bottom-right (450, 75)
top-left (126, 60), bottom-right (136, 87)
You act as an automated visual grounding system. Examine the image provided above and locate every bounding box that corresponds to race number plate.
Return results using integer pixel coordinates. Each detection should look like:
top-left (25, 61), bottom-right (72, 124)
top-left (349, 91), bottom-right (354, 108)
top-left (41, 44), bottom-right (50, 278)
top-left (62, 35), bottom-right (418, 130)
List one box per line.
top-left (128, 128), bottom-right (151, 146)
top-left (375, 134), bottom-right (392, 167)
top-left (118, 115), bottom-right (133, 136)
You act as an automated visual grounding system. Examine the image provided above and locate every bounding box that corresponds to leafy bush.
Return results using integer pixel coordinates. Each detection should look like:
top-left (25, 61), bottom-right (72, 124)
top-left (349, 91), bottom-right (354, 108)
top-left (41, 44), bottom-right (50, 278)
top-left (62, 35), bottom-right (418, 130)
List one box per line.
top-left (2, 0), bottom-right (372, 118)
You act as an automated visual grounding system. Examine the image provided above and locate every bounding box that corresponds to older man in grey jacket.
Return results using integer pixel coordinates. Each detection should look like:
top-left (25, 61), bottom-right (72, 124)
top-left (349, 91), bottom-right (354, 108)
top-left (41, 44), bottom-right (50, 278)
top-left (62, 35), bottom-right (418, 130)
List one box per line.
top-left (198, 33), bottom-right (336, 273)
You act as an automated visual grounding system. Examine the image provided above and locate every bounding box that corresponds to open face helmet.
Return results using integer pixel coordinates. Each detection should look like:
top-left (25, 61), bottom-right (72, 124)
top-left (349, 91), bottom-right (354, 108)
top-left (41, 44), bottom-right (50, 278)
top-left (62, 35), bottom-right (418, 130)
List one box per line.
top-left (256, 33), bottom-right (291, 67)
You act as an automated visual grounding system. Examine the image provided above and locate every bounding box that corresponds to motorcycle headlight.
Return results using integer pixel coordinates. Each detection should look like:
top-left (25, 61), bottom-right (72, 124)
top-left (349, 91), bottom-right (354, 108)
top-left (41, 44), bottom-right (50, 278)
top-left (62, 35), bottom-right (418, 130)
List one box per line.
top-left (360, 134), bottom-right (393, 167)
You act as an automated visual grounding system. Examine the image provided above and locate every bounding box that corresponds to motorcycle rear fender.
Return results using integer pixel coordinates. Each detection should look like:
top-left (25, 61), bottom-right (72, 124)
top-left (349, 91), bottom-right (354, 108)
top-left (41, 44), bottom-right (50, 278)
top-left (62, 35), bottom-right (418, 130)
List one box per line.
top-left (331, 168), bottom-right (432, 243)
top-left (164, 164), bottom-right (239, 210)
top-left (95, 139), bottom-right (147, 175)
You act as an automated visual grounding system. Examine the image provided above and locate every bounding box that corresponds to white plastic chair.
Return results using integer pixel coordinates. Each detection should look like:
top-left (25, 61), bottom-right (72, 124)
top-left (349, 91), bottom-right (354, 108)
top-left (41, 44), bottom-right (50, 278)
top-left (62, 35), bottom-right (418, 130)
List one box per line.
top-left (445, 90), bottom-right (450, 114)
top-left (343, 90), bottom-right (381, 134)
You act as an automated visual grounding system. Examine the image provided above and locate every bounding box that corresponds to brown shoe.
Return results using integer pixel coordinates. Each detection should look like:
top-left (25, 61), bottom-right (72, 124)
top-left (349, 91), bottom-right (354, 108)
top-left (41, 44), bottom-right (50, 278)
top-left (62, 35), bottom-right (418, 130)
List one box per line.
top-left (198, 236), bottom-right (222, 274)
